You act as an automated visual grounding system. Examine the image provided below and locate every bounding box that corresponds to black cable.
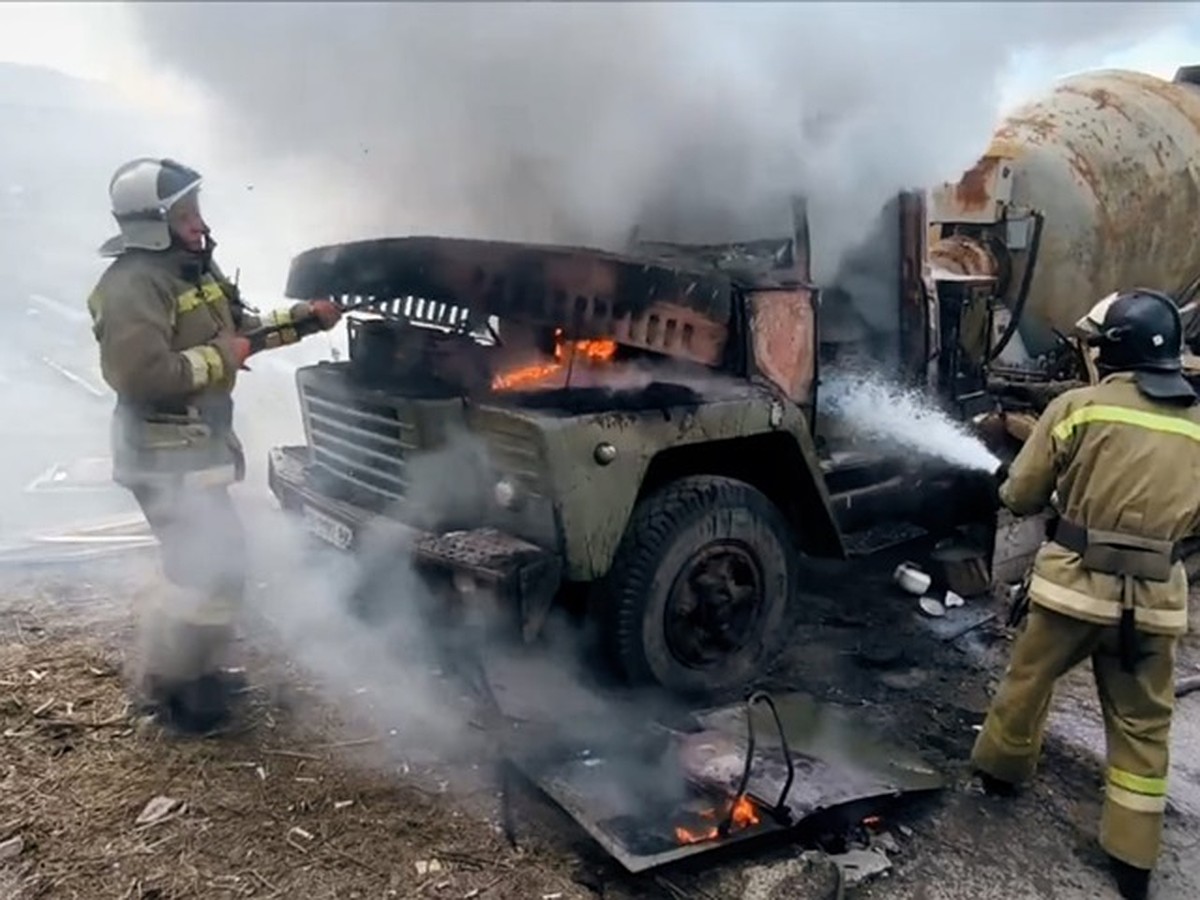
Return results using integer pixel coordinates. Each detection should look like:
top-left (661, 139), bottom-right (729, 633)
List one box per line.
top-left (719, 698), bottom-right (757, 838)
top-left (718, 691), bottom-right (796, 837)
top-left (988, 212), bottom-right (1044, 362)
top-left (755, 693), bottom-right (796, 820)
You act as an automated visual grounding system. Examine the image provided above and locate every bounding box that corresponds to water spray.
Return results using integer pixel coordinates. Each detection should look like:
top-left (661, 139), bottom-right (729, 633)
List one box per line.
top-left (820, 372), bottom-right (1002, 474)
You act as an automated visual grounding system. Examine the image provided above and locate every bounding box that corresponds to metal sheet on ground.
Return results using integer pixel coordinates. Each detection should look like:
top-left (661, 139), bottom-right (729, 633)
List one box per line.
top-left (519, 742), bottom-right (789, 872)
top-left (483, 656), bottom-right (944, 873)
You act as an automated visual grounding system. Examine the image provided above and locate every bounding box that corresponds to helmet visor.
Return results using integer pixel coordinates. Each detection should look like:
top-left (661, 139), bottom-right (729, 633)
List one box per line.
top-left (158, 160), bottom-right (202, 211)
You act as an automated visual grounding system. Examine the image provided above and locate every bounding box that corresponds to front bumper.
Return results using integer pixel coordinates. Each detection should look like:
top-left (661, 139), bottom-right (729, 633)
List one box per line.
top-left (267, 445), bottom-right (562, 641)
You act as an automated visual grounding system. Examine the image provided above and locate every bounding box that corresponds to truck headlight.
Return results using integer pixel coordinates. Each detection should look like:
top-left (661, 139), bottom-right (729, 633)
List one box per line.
top-left (493, 477), bottom-right (521, 510)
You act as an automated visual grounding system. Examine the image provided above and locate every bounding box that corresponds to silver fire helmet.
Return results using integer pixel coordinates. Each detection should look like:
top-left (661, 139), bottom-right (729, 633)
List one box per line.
top-left (100, 157), bottom-right (203, 256)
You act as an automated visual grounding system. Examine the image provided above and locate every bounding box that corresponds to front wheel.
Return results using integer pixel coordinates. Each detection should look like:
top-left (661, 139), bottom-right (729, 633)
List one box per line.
top-left (603, 476), bottom-right (798, 697)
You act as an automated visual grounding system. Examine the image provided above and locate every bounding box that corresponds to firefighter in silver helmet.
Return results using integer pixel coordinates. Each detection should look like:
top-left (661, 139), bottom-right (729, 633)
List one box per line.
top-left (86, 157), bottom-right (342, 734)
top-left (973, 288), bottom-right (1200, 900)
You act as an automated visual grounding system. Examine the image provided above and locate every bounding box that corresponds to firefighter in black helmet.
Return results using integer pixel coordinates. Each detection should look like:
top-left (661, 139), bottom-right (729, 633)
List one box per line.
top-left (972, 288), bottom-right (1200, 900)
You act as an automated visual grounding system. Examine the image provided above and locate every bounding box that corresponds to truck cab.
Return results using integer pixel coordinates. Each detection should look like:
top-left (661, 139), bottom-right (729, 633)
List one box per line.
top-left (267, 194), bottom-right (1007, 696)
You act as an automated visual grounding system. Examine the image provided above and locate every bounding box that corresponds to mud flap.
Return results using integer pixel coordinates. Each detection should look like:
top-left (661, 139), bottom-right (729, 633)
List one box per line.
top-left (482, 656), bottom-right (944, 874)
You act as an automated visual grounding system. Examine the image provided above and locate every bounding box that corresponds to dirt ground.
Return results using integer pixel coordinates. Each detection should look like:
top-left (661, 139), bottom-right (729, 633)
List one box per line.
top-left (1, 537), bottom-right (1199, 900)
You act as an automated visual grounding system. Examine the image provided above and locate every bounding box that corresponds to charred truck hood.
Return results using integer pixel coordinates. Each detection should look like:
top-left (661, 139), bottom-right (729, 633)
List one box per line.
top-left (287, 235), bottom-right (736, 363)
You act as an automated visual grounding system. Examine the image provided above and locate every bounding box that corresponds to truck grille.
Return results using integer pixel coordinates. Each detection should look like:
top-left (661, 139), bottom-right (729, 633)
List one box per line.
top-left (480, 422), bottom-right (546, 498)
top-left (300, 379), bottom-right (417, 505)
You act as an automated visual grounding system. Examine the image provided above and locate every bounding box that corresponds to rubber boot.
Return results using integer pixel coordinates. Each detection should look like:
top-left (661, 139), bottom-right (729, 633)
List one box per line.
top-left (1110, 857), bottom-right (1151, 900)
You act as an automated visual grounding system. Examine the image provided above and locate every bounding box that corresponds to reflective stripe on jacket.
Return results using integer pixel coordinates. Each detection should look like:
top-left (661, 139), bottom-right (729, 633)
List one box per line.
top-left (999, 372), bottom-right (1200, 635)
top-left (87, 247), bottom-right (314, 486)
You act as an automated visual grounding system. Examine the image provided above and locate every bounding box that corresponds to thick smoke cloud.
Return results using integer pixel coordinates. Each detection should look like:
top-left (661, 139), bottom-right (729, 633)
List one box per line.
top-left (127, 1), bottom-right (1188, 283)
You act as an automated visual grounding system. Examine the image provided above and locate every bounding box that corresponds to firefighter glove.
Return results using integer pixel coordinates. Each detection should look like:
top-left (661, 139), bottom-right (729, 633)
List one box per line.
top-left (232, 336), bottom-right (252, 366)
top-left (214, 335), bottom-right (253, 370)
top-left (308, 299), bottom-right (342, 331)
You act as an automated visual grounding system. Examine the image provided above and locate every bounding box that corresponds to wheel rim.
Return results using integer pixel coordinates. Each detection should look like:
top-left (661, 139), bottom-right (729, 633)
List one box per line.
top-left (663, 541), bottom-right (766, 670)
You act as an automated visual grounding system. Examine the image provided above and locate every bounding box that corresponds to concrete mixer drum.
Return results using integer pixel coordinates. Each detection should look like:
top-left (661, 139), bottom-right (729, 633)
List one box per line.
top-left (929, 66), bottom-right (1200, 365)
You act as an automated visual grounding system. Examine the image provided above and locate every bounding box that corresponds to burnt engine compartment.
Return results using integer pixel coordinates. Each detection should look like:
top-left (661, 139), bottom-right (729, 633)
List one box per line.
top-left (342, 307), bottom-right (708, 412)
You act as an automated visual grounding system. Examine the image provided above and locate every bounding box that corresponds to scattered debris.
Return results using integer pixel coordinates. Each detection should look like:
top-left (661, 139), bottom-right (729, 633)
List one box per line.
top-left (871, 830), bottom-right (901, 855)
top-left (1177, 674), bottom-right (1200, 698)
top-left (930, 542), bottom-right (991, 597)
top-left (740, 854), bottom-right (842, 900)
top-left (923, 608), bottom-right (999, 643)
top-left (894, 562), bottom-right (931, 596)
top-left (136, 796), bottom-right (183, 826)
top-left (830, 847), bottom-right (892, 887)
top-left (918, 596), bottom-right (946, 618)
top-left (944, 590), bottom-right (965, 609)
top-left (416, 859), bottom-right (445, 876)
top-left (287, 826), bottom-right (316, 853)
top-left (462, 875), bottom-right (508, 899)
top-left (0, 834), bottom-right (23, 860)
top-left (31, 697), bottom-right (55, 717)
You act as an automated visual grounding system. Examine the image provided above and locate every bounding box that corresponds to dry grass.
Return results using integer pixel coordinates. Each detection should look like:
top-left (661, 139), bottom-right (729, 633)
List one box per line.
top-left (0, 616), bottom-right (594, 900)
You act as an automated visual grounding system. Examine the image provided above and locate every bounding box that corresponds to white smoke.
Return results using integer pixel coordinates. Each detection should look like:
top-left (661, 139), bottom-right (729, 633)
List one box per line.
top-left (0, 0), bottom-right (1188, 789)
top-left (123, 1), bottom-right (1190, 286)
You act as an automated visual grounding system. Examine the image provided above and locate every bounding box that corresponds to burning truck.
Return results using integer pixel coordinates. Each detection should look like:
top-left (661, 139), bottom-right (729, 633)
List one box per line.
top-left (267, 65), bottom-right (1200, 696)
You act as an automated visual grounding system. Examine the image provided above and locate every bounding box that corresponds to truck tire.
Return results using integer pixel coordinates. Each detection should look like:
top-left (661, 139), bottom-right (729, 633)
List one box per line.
top-left (604, 475), bottom-right (797, 696)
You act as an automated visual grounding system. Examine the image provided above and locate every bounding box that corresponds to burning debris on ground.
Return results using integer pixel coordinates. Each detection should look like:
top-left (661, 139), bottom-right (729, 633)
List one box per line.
top-left (474, 646), bottom-right (945, 876)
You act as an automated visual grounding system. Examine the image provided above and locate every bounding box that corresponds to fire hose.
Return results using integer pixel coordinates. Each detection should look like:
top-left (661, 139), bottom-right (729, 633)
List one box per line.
top-left (245, 297), bottom-right (380, 354)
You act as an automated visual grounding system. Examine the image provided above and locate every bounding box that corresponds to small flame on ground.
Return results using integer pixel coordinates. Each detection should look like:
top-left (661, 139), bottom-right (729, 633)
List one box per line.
top-left (673, 795), bottom-right (761, 846)
top-left (491, 328), bottom-right (618, 391)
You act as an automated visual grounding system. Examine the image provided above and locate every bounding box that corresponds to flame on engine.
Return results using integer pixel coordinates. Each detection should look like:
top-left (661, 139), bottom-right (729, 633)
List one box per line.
top-left (491, 327), bottom-right (618, 391)
top-left (673, 795), bottom-right (761, 845)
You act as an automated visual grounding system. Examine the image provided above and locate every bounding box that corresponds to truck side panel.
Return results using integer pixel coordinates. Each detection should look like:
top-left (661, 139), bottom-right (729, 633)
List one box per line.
top-left (542, 396), bottom-right (845, 581)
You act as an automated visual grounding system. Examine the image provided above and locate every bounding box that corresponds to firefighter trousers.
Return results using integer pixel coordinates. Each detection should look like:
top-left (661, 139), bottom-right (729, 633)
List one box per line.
top-left (971, 604), bottom-right (1177, 870)
top-left (128, 481), bottom-right (248, 693)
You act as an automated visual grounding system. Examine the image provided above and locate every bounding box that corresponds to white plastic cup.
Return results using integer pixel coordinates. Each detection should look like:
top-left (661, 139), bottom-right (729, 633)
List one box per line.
top-left (894, 562), bottom-right (932, 596)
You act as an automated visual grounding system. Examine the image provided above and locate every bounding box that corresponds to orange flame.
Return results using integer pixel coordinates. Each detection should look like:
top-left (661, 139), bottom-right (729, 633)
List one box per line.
top-left (674, 824), bottom-right (720, 845)
top-left (491, 328), bottom-right (618, 391)
top-left (673, 795), bottom-right (761, 846)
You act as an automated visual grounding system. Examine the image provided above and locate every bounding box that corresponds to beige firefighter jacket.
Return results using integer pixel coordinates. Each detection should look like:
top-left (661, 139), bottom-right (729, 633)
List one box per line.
top-left (1000, 372), bottom-right (1200, 635)
top-left (87, 246), bottom-right (316, 489)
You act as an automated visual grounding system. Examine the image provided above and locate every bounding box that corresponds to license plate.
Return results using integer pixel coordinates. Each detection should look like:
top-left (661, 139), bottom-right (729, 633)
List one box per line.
top-left (303, 505), bottom-right (354, 550)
